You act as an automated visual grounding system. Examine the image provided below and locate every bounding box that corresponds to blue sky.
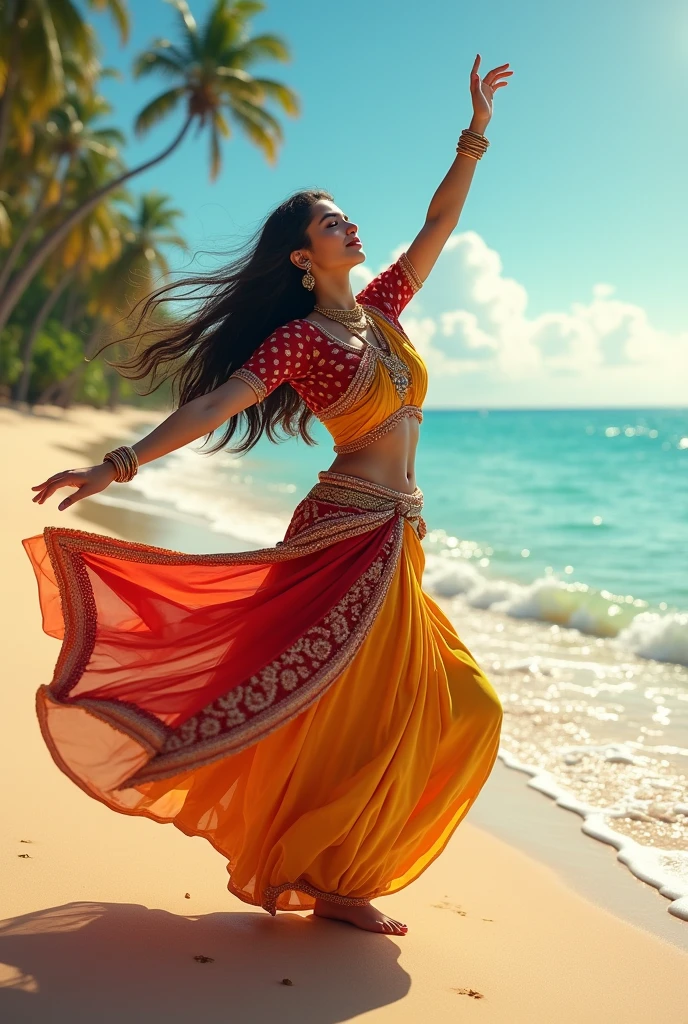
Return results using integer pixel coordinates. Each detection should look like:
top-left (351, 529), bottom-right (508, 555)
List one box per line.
top-left (89, 0), bottom-right (687, 408)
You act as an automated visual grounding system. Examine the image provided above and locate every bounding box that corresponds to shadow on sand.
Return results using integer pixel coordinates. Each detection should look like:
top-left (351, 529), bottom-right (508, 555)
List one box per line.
top-left (0, 901), bottom-right (410, 1023)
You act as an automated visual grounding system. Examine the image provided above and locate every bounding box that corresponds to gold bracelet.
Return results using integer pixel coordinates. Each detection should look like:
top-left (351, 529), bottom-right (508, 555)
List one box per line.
top-left (456, 127), bottom-right (490, 161)
top-left (456, 137), bottom-right (488, 152)
top-left (103, 445), bottom-right (139, 483)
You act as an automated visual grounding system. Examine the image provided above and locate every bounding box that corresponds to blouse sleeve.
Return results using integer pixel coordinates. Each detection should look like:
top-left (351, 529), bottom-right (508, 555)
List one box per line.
top-left (355, 250), bottom-right (424, 320)
top-left (228, 322), bottom-right (313, 403)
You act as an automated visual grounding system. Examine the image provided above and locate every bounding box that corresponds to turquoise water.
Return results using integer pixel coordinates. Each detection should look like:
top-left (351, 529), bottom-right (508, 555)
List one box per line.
top-left (221, 407), bottom-right (688, 613)
top-left (419, 408), bottom-right (688, 609)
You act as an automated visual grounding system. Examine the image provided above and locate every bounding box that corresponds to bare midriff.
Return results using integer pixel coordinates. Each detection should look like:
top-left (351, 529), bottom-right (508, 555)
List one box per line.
top-left (326, 416), bottom-right (419, 495)
top-left (306, 312), bottom-right (420, 496)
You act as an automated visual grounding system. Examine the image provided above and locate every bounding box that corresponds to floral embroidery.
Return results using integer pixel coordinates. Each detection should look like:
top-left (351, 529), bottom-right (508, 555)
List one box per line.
top-left (133, 527), bottom-right (402, 783)
top-left (35, 472), bottom-right (426, 790)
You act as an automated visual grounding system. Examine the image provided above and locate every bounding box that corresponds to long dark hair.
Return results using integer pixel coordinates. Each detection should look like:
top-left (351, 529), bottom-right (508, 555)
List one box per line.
top-left (110, 187), bottom-right (334, 455)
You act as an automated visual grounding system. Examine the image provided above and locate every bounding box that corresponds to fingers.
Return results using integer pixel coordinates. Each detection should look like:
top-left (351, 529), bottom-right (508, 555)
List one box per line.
top-left (58, 484), bottom-right (95, 512)
top-left (31, 472), bottom-right (80, 505)
top-left (472, 57), bottom-right (513, 90)
top-left (485, 67), bottom-right (513, 84)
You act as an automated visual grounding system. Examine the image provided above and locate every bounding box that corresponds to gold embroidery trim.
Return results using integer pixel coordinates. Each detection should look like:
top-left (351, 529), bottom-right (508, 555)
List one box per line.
top-left (36, 467), bottom-right (427, 783)
top-left (124, 519), bottom-right (404, 786)
top-left (315, 344), bottom-right (378, 422)
top-left (228, 367), bottom-right (267, 402)
top-left (332, 406), bottom-right (423, 454)
top-left (313, 471), bottom-right (427, 539)
top-left (399, 251), bottom-right (424, 293)
top-left (259, 879), bottom-right (380, 917)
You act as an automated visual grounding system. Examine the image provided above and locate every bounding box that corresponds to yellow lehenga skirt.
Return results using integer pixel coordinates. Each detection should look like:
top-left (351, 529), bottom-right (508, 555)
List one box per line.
top-left (24, 468), bottom-right (503, 917)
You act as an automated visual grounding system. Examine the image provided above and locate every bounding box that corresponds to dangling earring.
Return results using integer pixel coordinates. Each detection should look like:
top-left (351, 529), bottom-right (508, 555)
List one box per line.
top-left (301, 258), bottom-right (315, 291)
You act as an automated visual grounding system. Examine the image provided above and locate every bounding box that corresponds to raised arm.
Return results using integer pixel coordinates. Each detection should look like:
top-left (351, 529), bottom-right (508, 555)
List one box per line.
top-left (405, 55), bottom-right (511, 283)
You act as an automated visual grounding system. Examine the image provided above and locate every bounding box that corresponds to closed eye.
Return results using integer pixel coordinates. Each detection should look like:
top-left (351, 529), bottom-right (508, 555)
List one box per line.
top-left (328, 215), bottom-right (349, 227)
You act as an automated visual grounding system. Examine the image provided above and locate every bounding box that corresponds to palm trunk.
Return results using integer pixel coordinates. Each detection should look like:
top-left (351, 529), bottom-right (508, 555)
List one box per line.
top-left (0, 164), bottom-right (65, 294)
top-left (0, 114), bottom-right (193, 336)
top-left (14, 269), bottom-right (75, 404)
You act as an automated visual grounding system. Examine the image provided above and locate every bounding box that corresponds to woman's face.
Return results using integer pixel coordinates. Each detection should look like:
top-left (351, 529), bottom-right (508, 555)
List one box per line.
top-left (293, 199), bottom-right (365, 273)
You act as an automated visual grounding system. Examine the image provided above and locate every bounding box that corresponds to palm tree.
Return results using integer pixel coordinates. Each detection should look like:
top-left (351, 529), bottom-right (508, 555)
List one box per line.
top-left (40, 190), bottom-right (187, 407)
top-left (14, 167), bottom-right (124, 403)
top-left (0, 0), bottom-right (129, 167)
top-left (0, 0), bottom-right (299, 338)
top-left (0, 89), bottom-right (124, 295)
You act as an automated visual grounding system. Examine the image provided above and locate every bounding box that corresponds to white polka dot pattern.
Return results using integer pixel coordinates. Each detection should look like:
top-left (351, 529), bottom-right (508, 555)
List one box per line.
top-left (227, 255), bottom-right (423, 410)
top-left (354, 251), bottom-right (423, 323)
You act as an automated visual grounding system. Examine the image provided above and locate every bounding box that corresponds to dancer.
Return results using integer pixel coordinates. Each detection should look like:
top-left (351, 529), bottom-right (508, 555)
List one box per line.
top-left (25, 56), bottom-right (511, 936)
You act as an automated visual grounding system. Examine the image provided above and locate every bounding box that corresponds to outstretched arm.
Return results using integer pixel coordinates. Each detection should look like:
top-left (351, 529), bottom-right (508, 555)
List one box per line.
top-left (406, 54), bottom-right (512, 283)
top-left (31, 319), bottom-right (315, 511)
top-left (31, 375), bottom-right (260, 511)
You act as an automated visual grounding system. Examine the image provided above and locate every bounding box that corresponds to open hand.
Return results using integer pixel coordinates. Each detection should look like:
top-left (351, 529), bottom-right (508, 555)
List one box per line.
top-left (31, 462), bottom-right (117, 511)
top-left (470, 54), bottom-right (512, 125)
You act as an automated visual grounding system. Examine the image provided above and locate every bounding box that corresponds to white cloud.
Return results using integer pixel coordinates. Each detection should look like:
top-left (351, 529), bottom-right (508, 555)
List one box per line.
top-left (363, 231), bottom-right (688, 407)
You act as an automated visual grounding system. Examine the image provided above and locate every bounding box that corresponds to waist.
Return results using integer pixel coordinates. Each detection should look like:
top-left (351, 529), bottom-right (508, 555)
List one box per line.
top-left (307, 470), bottom-right (426, 539)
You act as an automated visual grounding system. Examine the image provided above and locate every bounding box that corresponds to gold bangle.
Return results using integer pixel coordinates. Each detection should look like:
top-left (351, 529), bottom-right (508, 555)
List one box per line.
top-left (103, 445), bottom-right (139, 483)
top-left (462, 128), bottom-right (490, 143)
top-left (456, 133), bottom-right (489, 160)
top-left (456, 127), bottom-right (490, 160)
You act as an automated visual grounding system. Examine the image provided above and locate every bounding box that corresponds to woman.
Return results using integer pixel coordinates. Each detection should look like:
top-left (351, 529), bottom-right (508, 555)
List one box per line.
top-left (25, 56), bottom-right (512, 936)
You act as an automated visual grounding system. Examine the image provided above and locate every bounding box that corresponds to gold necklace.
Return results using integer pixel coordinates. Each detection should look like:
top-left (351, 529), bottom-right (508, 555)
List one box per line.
top-left (312, 303), bottom-right (411, 401)
top-left (312, 300), bottom-right (367, 329)
top-left (341, 311), bottom-right (411, 399)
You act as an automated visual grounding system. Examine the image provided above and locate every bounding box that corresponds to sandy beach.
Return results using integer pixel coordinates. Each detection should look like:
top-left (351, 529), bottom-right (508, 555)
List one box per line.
top-left (2, 402), bottom-right (688, 1023)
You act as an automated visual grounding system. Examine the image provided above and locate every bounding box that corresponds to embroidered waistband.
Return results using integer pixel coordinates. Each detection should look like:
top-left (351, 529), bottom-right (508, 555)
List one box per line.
top-left (308, 470), bottom-right (426, 538)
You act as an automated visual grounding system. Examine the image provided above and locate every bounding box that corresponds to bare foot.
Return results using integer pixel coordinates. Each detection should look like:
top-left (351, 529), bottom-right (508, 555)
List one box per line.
top-left (313, 898), bottom-right (408, 935)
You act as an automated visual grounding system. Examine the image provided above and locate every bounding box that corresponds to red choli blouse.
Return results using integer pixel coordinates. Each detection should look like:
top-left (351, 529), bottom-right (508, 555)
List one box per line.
top-left (228, 251), bottom-right (423, 414)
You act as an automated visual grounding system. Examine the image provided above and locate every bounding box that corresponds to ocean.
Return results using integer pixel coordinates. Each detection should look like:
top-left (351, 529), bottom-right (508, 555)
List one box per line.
top-left (90, 406), bottom-right (688, 919)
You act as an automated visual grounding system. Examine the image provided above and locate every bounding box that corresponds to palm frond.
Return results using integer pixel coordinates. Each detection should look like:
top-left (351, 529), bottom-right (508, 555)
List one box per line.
top-left (236, 76), bottom-right (300, 116)
top-left (134, 87), bottom-right (186, 136)
top-left (227, 101), bottom-right (280, 166)
top-left (229, 97), bottom-right (283, 141)
top-left (133, 47), bottom-right (186, 79)
top-left (0, 195), bottom-right (11, 247)
top-left (33, 2), bottom-right (66, 102)
top-left (213, 110), bottom-right (230, 138)
top-left (164, 0), bottom-right (201, 61)
top-left (234, 33), bottom-right (291, 66)
top-left (232, 1), bottom-right (267, 16)
top-left (87, 0), bottom-right (130, 45)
